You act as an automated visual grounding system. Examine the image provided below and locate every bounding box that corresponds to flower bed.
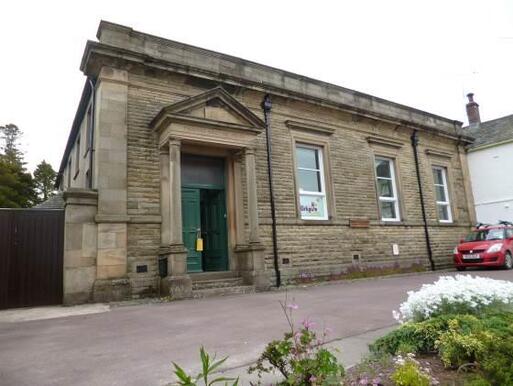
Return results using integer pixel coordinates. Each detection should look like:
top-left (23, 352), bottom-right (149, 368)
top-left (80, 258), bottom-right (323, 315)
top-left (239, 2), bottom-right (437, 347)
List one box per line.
top-left (393, 274), bottom-right (513, 323)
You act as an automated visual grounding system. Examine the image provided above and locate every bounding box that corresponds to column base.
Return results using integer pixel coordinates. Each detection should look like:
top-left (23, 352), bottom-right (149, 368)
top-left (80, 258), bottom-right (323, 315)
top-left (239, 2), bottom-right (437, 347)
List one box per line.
top-left (235, 243), bottom-right (269, 291)
top-left (93, 278), bottom-right (131, 303)
top-left (160, 275), bottom-right (192, 299)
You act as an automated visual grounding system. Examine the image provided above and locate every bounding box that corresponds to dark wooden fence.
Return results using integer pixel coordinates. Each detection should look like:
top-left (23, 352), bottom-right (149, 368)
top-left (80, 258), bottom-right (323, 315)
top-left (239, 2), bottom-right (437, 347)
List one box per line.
top-left (0, 209), bottom-right (64, 310)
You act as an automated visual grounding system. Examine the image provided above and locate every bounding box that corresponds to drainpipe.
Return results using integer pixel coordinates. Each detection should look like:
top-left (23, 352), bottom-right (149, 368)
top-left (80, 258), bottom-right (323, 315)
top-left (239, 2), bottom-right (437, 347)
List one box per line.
top-left (262, 94), bottom-right (281, 287)
top-left (87, 78), bottom-right (96, 189)
top-left (411, 130), bottom-right (435, 271)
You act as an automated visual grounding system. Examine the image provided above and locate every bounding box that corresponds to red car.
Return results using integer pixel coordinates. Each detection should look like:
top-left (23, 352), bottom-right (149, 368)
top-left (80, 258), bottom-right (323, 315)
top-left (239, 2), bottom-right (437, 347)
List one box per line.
top-left (453, 222), bottom-right (513, 271)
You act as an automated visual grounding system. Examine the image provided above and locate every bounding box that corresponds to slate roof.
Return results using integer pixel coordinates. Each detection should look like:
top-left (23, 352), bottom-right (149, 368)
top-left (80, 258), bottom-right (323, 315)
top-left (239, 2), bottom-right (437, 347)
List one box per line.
top-left (466, 114), bottom-right (513, 149)
top-left (34, 192), bottom-right (65, 209)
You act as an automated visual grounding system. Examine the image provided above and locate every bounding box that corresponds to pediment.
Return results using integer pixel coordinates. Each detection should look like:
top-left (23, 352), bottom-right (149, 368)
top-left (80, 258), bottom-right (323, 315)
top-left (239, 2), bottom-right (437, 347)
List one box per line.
top-left (151, 87), bottom-right (265, 133)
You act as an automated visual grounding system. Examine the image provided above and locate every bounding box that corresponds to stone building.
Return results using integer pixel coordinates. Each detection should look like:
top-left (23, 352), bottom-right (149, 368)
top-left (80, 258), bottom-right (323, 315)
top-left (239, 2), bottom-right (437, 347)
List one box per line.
top-left (57, 21), bottom-right (476, 304)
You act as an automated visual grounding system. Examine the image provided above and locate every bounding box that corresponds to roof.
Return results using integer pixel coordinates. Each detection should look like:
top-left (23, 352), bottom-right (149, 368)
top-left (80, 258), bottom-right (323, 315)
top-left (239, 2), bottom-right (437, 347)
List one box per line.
top-left (34, 193), bottom-right (65, 209)
top-left (58, 21), bottom-right (473, 183)
top-left (82, 21), bottom-right (466, 136)
top-left (466, 114), bottom-right (513, 149)
top-left (55, 79), bottom-right (94, 187)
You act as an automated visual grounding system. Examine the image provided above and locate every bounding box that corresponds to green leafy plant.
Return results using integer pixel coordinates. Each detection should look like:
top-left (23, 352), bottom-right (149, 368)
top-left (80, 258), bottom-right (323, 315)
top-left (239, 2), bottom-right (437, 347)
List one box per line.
top-left (435, 318), bottom-right (488, 368)
top-left (370, 316), bottom-right (450, 355)
top-left (249, 299), bottom-right (344, 385)
top-left (390, 355), bottom-right (430, 386)
top-left (172, 347), bottom-right (239, 386)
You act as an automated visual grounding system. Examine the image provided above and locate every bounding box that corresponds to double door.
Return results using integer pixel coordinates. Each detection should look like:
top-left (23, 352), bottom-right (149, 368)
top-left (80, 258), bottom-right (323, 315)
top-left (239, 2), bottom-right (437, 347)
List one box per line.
top-left (182, 187), bottom-right (228, 272)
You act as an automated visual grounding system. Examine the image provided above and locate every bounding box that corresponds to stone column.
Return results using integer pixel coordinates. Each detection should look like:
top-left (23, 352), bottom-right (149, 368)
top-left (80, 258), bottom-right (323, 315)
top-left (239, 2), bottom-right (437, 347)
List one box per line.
top-left (159, 146), bottom-right (171, 248)
top-left (245, 147), bottom-right (260, 244)
top-left (236, 147), bottom-right (268, 290)
top-left (233, 153), bottom-right (246, 247)
top-left (63, 189), bottom-right (98, 305)
top-left (93, 66), bottom-right (130, 302)
top-left (160, 138), bottom-right (191, 299)
top-left (169, 139), bottom-right (184, 246)
top-left (458, 144), bottom-right (477, 224)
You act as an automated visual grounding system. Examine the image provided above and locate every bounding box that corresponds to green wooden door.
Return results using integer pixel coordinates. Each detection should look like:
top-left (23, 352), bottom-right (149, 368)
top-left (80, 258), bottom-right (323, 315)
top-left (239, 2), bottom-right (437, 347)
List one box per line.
top-left (181, 188), bottom-right (202, 273)
top-left (201, 190), bottom-right (228, 271)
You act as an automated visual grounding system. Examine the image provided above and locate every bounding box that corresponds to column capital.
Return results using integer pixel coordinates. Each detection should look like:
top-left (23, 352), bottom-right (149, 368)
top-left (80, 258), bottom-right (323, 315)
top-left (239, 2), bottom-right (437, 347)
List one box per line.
top-left (244, 146), bottom-right (256, 156)
top-left (169, 138), bottom-right (181, 148)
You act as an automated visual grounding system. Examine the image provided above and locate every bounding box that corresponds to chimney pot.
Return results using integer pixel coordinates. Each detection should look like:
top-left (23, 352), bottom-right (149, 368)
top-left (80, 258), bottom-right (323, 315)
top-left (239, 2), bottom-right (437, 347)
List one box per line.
top-left (465, 92), bottom-right (481, 129)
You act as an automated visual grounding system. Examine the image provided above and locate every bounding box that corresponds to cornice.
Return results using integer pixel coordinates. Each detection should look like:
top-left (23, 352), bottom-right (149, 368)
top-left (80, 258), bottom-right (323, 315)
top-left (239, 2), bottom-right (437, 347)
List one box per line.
top-left (366, 135), bottom-right (404, 149)
top-left (285, 120), bottom-right (335, 135)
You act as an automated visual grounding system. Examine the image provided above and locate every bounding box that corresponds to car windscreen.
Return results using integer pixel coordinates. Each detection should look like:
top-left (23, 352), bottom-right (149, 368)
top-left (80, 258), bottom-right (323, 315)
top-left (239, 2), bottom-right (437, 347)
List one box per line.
top-left (465, 229), bottom-right (505, 242)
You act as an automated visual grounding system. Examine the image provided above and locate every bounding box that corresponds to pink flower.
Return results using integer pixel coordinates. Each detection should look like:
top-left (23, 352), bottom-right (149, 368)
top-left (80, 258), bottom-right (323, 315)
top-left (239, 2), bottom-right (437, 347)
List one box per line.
top-left (309, 375), bottom-right (317, 383)
top-left (302, 318), bottom-right (316, 329)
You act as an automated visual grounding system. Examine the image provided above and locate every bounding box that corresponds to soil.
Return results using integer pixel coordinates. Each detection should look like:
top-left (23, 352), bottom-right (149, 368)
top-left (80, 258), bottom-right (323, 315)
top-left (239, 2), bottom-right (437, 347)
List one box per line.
top-left (344, 354), bottom-right (474, 386)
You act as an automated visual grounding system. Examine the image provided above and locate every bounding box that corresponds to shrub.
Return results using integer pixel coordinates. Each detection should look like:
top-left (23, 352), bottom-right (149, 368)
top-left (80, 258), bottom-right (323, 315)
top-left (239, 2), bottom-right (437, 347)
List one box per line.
top-left (390, 354), bottom-right (430, 386)
top-left (249, 300), bottom-right (344, 385)
top-left (393, 275), bottom-right (513, 322)
top-left (370, 316), bottom-right (450, 355)
top-left (435, 318), bottom-right (488, 368)
top-left (372, 311), bottom-right (513, 385)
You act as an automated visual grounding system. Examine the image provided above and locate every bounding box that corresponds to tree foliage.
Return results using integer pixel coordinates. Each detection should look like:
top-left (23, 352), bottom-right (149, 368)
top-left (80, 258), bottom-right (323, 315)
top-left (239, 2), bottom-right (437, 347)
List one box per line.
top-left (33, 160), bottom-right (56, 201)
top-left (0, 123), bottom-right (38, 207)
top-left (0, 123), bottom-right (24, 165)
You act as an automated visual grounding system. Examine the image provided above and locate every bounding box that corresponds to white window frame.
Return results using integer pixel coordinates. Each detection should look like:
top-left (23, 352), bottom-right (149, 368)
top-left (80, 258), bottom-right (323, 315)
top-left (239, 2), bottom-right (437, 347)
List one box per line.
top-left (296, 144), bottom-right (328, 221)
top-left (375, 157), bottom-right (401, 222)
top-left (432, 166), bottom-right (452, 223)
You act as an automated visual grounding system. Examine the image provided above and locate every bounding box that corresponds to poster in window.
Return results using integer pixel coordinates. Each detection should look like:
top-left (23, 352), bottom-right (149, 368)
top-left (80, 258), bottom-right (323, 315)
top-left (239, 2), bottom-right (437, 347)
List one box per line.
top-left (300, 194), bottom-right (327, 219)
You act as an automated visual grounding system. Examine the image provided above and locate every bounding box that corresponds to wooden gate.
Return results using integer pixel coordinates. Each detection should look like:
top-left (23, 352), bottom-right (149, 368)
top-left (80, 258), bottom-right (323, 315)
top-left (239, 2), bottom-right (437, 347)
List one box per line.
top-left (0, 209), bottom-right (64, 310)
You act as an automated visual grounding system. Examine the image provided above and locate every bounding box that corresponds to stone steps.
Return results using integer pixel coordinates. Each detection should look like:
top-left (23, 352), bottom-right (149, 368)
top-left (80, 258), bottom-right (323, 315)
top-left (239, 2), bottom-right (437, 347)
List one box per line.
top-left (192, 277), bottom-right (244, 290)
top-left (192, 276), bottom-right (255, 299)
top-left (192, 284), bottom-right (255, 299)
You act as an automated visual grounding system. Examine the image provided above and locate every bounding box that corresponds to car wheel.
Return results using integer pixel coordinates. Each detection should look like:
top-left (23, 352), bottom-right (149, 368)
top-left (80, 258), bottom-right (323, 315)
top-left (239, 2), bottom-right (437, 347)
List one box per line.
top-left (456, 266), bottom-right (466, 271)
top-left (504, 252), bottom-right (513, 270)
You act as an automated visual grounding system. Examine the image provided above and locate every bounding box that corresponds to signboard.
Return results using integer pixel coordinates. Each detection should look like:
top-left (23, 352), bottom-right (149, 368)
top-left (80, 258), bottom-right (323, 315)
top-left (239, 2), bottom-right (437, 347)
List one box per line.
top-left (300, 195), bottom-right (327, 220)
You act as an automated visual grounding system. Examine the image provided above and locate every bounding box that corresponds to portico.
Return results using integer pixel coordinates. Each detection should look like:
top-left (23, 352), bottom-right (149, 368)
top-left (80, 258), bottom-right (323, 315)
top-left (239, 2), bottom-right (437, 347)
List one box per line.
top-left (151, 87), bottom-right (268, 298)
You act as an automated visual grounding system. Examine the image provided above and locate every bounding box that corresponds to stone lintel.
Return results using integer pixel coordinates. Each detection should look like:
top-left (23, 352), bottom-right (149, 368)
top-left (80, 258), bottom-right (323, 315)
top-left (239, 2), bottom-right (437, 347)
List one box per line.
top-left (285, 120), bottom-right (336, 136)
top-left (425, 149), bottom-right (453, 159)
top-left (366, 135), bottom-right (404, 149)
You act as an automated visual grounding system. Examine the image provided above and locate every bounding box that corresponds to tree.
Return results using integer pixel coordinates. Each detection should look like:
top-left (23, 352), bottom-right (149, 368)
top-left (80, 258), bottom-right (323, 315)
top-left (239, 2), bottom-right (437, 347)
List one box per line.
top-left (33, 160), bottom-right (56, 201)
top-left (0, 123), bottom-right (24, 165)
top-left (0, 124), bottom-right (38, 208)
top-left (0, 156), bottom-right (37, 208)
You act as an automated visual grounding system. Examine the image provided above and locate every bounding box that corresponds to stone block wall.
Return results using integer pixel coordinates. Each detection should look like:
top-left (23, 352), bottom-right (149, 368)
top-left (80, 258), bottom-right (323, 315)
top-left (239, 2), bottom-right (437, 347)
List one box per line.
top-left (63, 189), bottom-right (98, 304)
top-left (121, 68), bottom-right (474, 292)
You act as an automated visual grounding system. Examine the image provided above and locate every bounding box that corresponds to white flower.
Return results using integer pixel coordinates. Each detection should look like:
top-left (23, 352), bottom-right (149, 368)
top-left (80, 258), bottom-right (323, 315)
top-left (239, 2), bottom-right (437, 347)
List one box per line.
top-left (394, 275), bottom-right (513, 322)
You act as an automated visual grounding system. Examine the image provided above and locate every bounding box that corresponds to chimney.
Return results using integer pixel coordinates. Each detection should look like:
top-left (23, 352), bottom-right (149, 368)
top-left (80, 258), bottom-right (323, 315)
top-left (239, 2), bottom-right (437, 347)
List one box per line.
top-left (466, 93), bottom-right (481, 129)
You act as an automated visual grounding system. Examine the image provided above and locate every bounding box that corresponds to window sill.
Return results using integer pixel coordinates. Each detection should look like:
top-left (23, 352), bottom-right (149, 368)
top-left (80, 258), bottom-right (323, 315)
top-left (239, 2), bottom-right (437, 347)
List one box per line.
top-left (297, 218), bottom-right (335, 225)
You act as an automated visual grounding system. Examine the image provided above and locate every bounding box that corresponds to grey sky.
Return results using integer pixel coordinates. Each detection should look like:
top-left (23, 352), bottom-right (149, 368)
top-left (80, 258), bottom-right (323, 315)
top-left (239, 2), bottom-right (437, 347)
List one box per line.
top-left (1, 0), bottom-right (512, 172)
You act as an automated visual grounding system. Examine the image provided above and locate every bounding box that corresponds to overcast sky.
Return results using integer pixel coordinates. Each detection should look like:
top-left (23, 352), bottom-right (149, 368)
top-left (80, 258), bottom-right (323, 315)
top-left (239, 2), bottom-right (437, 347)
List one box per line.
top-left (1, 0), bottom-right (512, 172)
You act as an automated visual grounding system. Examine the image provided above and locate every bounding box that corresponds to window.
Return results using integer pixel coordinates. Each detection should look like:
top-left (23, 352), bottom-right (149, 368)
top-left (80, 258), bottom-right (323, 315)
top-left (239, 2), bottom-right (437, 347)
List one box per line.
top-left (375, 157), bottom-right (400, 221)
top-left (296, 145), bottom-right (328, 220)
top-left (432, 166), bottom-right (452, 223)
top-left (74, 137), bottom-right (80, 178)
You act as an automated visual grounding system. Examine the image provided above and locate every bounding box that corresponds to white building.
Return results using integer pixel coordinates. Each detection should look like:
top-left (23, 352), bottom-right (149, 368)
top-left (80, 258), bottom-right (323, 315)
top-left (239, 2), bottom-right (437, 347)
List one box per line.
top-left (465, 94), bottom-right (513, 223)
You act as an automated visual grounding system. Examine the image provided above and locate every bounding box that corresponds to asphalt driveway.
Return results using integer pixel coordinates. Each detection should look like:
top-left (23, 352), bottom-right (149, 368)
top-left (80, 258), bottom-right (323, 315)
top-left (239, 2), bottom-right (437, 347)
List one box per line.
top-left (1, 269), bottom-right (512, 386)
